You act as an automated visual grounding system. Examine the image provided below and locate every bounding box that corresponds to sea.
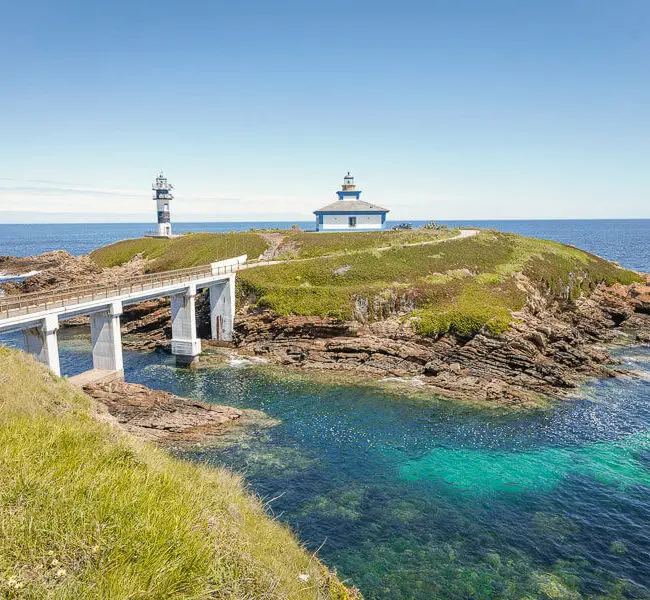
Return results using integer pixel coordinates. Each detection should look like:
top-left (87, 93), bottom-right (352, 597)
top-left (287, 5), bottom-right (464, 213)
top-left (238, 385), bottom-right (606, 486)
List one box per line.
top-left (1, 219), bottom-right (649, 599)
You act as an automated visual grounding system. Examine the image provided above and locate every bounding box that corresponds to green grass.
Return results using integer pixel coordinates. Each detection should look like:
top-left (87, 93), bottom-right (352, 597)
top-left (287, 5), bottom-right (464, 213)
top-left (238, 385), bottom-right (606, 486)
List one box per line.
top-left (0, 348), bottom-right (359, 599)
top-left (239, 231), bottom-right (642, 337)
top-left (283, 229), bottom-right (456, 259)
top-left (89, 237), bottom-right (169, 268)
top-left (90, 233), bottom-right (269, 271)
top-left (411, 278), bottom-right (525, 337)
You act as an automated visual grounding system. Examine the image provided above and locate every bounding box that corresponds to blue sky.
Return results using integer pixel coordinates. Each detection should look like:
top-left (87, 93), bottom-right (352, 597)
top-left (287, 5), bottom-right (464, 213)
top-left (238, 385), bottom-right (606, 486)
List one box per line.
top-left (1, 0), bottom-right (648, 222)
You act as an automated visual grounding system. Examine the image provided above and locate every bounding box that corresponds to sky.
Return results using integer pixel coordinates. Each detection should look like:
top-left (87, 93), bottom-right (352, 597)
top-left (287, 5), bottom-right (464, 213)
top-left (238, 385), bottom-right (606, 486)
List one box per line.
top-left (1, 0), bottom-right (649, 223)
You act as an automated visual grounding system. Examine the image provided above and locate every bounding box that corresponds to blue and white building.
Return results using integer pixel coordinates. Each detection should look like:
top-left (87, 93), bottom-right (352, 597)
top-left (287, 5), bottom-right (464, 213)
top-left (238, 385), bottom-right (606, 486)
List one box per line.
top-left (314, 173), bottom-right (389, 231)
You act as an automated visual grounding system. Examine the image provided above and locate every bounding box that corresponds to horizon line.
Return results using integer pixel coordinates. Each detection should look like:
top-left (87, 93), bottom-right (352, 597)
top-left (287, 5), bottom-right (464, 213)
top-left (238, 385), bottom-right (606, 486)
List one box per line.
top-left (1, 217), bottom-right (649, 226)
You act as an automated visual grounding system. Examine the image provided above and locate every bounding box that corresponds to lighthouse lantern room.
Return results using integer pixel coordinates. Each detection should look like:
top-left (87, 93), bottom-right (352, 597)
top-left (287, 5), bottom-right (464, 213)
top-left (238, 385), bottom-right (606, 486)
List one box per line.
top-left (152, 172), bottom-right (173, 237)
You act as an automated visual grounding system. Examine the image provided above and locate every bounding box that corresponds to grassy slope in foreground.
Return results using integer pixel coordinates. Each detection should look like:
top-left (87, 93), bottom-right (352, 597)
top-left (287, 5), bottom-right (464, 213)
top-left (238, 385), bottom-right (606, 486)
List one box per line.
top-left (239, 231), bottom-right (642, 337)
top-left (0, 348), bottom-right (357, 599)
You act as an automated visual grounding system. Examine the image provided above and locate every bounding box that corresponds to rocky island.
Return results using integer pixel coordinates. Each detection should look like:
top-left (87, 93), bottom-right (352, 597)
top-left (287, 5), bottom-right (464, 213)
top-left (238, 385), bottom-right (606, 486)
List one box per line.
top-left (2, 227), bottom-right (648, 407)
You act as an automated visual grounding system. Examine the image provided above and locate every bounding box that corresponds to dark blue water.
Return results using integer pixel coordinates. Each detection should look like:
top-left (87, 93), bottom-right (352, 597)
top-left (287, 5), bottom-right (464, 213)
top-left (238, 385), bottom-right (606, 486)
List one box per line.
top-left (1, 221), bottom-right (649, 598)
top-left (1, 219), bottom-right (648, 272)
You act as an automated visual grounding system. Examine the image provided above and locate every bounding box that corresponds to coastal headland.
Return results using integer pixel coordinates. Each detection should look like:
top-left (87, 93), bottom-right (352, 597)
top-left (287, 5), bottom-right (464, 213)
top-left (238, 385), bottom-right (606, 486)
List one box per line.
top-left (2, 227), bottom-right (649, 407)
top-left (1, 226), bottom-right (649, 597)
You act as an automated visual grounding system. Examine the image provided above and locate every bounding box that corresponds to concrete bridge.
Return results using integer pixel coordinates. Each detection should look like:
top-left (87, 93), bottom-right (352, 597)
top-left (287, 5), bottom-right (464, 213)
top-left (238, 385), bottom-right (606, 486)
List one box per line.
top-left (0, 256), bottom-right (247, 378)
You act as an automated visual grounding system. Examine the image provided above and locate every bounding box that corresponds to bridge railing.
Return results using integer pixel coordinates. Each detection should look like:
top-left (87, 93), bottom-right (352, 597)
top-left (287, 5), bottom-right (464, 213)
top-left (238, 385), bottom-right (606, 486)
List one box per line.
top-left (0, 263), bottom-right (240, 319)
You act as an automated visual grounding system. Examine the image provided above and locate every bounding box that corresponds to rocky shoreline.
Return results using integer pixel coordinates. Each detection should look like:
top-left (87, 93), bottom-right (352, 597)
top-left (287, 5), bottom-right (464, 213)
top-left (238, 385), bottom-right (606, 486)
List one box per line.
top-left (3, 248), bottom-right (650, 407)
top-left (234, 277), bottom-right (650, 406)
top-left (109, 275), bottom-right (650, 406)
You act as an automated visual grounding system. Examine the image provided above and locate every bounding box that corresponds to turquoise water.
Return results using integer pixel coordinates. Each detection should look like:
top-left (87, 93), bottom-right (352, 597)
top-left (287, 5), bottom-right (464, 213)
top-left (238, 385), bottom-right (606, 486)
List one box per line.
top-left (12, 330), bottom-right (644, 599)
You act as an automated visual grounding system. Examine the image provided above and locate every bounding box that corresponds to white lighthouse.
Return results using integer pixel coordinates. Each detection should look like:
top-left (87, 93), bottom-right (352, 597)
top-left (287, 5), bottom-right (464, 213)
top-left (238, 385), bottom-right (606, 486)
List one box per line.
top-left (152, 172), bottom-right (173, 237)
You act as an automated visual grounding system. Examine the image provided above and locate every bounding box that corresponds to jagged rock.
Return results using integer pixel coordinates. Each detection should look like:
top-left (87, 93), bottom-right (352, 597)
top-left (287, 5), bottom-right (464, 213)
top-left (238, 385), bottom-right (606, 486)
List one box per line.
top-left (0, 250), bottom-right (74, 275)
top-left (1, 251), bottom-right (150, 296)
top-left (630, 285), bottom-right (650, 314)
top-left (637, 330), bottom-right (650, 343)
top-left (424, 360), bottom-right (443, 376)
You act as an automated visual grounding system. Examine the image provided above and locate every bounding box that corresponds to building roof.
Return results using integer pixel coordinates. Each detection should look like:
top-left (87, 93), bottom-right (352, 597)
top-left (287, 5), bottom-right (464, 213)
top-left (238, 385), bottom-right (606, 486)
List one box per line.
top-left (314, 200), bottom-right (389, 214)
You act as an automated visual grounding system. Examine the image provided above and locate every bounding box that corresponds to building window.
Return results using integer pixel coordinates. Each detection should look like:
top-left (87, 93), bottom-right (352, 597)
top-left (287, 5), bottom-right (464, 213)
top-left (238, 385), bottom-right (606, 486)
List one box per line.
top-left (349, 216), bottom-right (357, 227)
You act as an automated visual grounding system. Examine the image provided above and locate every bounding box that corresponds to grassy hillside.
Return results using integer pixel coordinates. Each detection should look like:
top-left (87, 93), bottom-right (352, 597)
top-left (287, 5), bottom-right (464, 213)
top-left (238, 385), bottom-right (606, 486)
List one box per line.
top-left (239, 231), bottom-right (642, 337)
top-left (89, 228), bottom-right (455, 269)
top-left (0, 348), bottom-right (358, 599)
top-left (90, 232), bottom-right (269, 270)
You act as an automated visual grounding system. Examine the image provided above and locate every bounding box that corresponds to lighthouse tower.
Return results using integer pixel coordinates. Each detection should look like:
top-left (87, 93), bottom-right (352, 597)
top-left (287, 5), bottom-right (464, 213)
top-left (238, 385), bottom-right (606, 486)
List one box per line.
top-left (152, 172), bottom-right (173, 237)
top-left (337, 172), bottom-right (362, 201)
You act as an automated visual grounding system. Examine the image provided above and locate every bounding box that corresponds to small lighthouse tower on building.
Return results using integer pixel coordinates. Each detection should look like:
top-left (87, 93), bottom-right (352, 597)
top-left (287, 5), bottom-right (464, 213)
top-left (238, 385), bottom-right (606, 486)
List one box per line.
top-left (152, 172), bottom-right (173, 237)
top-left (337, 172), bottom-right (361, 201)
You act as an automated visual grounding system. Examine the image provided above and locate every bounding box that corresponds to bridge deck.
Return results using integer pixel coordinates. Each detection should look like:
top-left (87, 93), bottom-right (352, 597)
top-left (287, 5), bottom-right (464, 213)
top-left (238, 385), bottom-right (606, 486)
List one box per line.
top-left (0, 263), bottom-right (235, 321)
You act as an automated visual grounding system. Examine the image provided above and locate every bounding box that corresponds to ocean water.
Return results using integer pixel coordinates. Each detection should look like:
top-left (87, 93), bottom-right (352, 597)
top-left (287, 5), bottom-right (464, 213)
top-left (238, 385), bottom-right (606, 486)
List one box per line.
top-left (1, 220), bottom-right (649, 598)
top-left (0, 219), bottom-right (648, 272)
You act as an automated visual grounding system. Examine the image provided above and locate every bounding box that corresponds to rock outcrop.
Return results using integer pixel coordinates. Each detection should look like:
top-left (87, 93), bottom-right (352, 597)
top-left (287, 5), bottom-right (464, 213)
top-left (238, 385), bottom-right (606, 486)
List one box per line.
top-left (0, 250), bottom-right (74, 275)
top-left (0, 250), bottom-right (149, 295)
top-left (83, 380), bottom-right (246, 444)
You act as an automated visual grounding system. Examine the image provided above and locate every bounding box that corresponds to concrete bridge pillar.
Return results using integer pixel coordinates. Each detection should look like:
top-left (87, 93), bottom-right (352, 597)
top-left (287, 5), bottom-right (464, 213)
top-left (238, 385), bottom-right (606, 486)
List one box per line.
top-left (171, 284), bottom-right (201, 362)
top-left (209, 274), bottom-right (235, 341)
top-left (90, 300), bottom-right (124, 372)
top-left (22, 314), bottom-right (61, 376)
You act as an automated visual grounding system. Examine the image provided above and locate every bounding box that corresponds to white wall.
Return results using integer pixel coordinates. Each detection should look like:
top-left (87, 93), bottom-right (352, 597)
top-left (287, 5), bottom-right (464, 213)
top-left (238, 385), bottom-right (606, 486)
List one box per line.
top-left (321, 213), bottom-right (383, 230)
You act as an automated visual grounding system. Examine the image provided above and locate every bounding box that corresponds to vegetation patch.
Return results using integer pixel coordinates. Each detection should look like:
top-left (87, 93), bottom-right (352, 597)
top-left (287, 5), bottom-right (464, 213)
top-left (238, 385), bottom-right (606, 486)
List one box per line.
top-left (0, 348), bottom-right (358, 599)
top-left (89, 229), bottom-right (641, 339)
top-left (411, 279), bottom-right (526, 337)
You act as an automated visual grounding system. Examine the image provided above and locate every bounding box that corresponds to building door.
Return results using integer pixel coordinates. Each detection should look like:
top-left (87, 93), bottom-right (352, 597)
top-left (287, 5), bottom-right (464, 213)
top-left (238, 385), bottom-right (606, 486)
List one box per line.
top-left (348, 216), bottom-right (357, 227)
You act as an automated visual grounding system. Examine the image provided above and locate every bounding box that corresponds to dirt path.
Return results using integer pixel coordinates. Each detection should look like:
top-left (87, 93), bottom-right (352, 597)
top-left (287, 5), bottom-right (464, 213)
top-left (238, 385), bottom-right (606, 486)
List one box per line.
top-left (372, 228), bottom-right (478, 252)
top-left (256, 233), bottom-right (287, 261)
